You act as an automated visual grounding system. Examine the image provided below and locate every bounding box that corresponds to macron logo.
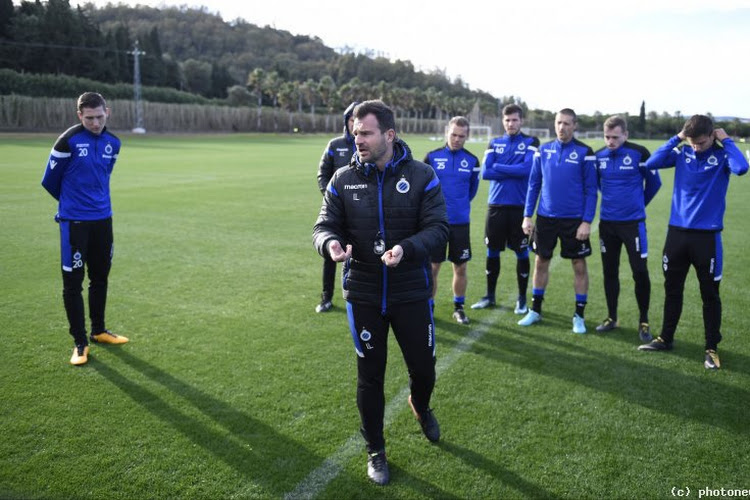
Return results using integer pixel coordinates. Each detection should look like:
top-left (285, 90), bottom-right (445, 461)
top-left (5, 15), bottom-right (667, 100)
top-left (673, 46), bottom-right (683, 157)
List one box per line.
top-left (50, 160), bottom-right (57, 170)
top-left (344, 184), bottom-right (368, 190)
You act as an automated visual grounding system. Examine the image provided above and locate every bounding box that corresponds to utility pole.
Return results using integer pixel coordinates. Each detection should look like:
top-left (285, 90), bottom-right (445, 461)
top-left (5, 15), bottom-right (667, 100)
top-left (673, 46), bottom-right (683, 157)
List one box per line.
top-left (129, 40), bottom-right (146, 133)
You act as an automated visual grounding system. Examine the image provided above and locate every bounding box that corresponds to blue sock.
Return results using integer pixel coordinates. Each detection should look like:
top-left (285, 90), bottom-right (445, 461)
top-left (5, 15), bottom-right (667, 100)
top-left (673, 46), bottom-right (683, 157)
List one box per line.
top-left (454, 296), bottom-right (465, 309)
top-left (575, 294), bottom-right (587, 317)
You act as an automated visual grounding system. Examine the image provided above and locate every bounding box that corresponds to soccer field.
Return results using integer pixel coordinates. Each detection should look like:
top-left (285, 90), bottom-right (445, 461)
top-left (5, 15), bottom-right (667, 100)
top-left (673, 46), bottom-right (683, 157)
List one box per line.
top-left (1, 133), bottom-right (749, 499)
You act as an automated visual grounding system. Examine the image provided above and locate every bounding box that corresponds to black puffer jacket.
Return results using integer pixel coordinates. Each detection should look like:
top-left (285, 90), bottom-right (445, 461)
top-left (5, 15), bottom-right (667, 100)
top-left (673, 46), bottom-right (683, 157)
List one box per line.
top-left (313, 139), bottom-right (449, 310)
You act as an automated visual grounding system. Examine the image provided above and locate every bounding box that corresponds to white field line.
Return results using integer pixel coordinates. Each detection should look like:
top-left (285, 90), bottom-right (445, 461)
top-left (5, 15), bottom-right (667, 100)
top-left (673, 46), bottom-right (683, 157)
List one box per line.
top-left (283, 231), bottom-right (595, 499)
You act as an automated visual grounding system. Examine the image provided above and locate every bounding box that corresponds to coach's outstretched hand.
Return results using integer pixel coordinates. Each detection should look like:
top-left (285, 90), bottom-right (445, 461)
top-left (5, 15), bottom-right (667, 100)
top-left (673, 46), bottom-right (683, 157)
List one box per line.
top-left (327, 240), bottom-right (352, 262)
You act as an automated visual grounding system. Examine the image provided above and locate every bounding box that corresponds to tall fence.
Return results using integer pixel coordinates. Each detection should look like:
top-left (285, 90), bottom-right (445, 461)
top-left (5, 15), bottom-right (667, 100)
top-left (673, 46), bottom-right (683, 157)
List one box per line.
top-left (0, 95), bottom-right (474, 135)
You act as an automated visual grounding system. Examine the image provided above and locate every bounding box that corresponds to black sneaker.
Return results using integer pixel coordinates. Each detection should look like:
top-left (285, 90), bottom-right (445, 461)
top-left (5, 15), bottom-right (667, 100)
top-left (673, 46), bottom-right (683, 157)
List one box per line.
top-left (638, 336), bottom-right (673, 351)
top-left (366, 450), bottom-right (389, 485)
top-left (452, 308), bottom-right (469, 325)
top-left (704, 349), bottom-right (721, 370)
top-left (315, 300), bottom-right (333, 313)
top-left (638, 323), bottom-right (653, 342)
top-left (595, 317), bottom-right (618, 332)
top-left (408, 395), bottom-right (440, 442)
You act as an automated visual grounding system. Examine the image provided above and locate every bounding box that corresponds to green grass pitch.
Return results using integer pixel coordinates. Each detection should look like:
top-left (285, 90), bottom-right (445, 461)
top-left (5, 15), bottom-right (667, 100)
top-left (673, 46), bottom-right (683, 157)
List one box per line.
top-left (1, 132), bottom-right (749, 499)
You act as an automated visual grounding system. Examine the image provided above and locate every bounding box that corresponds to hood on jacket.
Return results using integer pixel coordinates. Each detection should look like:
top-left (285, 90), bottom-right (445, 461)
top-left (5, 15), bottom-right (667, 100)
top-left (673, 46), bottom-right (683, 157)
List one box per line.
top-left (343, 101), bottom-right (359, 141)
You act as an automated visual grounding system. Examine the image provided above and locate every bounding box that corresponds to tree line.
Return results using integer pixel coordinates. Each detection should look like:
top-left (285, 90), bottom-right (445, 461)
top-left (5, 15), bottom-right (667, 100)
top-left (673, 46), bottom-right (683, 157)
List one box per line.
top-left (1, 0), bottom-right (748, 137)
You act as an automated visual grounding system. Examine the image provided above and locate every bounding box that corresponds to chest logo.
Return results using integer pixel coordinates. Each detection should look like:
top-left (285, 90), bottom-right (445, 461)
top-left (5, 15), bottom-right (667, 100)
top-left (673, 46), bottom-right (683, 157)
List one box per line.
top-left (518, 143), bottom-right (526, 151)
top-left (396, 178), bottom-right (410, 194)
top-left (623, 155), bottom-right (632, 166)
top-left (460, 159), bottom-right (469, 168)
top-left (105, 144), bottom-right (113, 155)
top-left (569, 151), bottom-right (579, 161)
top-left (707, 155), bottom-right (718, 166)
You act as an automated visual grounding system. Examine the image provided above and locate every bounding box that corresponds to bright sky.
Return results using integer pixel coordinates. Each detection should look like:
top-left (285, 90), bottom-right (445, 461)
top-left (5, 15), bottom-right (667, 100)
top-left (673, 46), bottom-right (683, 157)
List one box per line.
top-left (81, 0), bottom-right (750, 118)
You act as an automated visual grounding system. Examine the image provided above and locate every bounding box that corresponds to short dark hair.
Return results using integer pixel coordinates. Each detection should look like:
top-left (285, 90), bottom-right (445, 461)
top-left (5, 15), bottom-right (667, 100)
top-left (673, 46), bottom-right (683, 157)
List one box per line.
top-left (558, 108), bottom-right (577, 122)
top-left (353, 100), bottom-right (396, 133)
top-left (604, 115), bottom-right (628, 133)
top-left (77, 92), bottom-right (106, 112)
top-left (683, 114), bottom-right (714, 138)
top-left (503, 104), bottom-right (524, 118)
top-left (448, 115), bottom-right (470, 133)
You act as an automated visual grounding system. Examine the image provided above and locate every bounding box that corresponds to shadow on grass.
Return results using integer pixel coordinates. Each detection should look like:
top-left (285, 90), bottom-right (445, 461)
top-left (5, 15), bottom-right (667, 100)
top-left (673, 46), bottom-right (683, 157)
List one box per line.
top-left (92, 349), bottom-right (321, 496)
top-left (593, 324), bottom-right (750, 376)
top-left (472, 323), bottom-right (748, 436)
top-left (439, 441), bottom-right (560, 499)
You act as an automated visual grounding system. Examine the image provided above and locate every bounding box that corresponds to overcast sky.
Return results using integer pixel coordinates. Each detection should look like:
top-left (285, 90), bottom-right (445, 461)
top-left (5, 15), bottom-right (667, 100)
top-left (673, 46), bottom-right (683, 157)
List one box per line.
top-left (78, 0), bottom-right (750, 118)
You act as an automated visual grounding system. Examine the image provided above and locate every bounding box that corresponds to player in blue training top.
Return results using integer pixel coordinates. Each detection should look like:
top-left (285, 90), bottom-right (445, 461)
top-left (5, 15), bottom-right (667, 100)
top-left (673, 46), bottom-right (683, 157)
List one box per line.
top-left (520, 108), bottom-right (598, 334)
top-left (423, 116), bottom-right (480, 324)
top-left (594, 115), bottom-right (662, 342)
top-left (41, 92), bottom-right (129, 366)
top-left (638, 115), bottom-right (748, 370)
top-left (471, 104), bottom-right (539, 314)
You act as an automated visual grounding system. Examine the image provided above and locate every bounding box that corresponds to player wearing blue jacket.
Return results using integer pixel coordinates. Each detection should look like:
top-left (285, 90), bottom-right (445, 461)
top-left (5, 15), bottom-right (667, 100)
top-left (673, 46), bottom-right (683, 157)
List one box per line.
top-left (471, 104), bottom-right (539, 314)
top-left (520, 109), bottom-right (598, 334)
top-left (639, 115), bottom-right (748, 369)
top-left (41, 92), bottom-right (128, 366)
top-left (423, 116), bottom-right (480, 324)
top-left (594, 116), bottom-right (662, 342)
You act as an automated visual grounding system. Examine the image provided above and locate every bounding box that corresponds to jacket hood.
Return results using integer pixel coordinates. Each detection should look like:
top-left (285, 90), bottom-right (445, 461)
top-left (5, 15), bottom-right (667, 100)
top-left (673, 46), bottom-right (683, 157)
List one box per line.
top-left (343, 101), bottom-right (359, 141)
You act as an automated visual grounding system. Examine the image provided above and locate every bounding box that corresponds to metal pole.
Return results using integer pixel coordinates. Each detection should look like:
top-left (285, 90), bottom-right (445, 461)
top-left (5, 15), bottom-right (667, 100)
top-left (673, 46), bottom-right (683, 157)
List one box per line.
top-left (129, 40), bottom-right (146, 133)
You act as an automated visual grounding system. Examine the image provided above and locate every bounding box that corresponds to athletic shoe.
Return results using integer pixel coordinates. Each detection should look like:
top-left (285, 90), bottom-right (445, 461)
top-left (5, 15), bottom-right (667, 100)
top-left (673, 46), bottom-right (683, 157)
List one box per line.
top-left (470, 296), bottom-right (495, 309)
top-left (595, 317), bottom-right (618, 332)
top-left (638, 323), bottom-right (653, 343)
top-left (704, 349), bottom-right (721, 370)
top-left (70, 344), bottom-right (89, 366)
top-left (452, 308), bottom-right (470, 325)
top-left (572, 314), bottom-right (586, 334)
top-left (90, 330), bottom-right (129, 344)
top-left (315, 300), bottom-right (333, 313)
top-left (514, 298), bottom-right (528, 315)
top-left (366, 450), bottom-right (389, 485)
top-left (638, 336), bottom-right (673, 351)
top-left (517, 310), bottom-right (541, 326)
top-left (408, 395), bottom-right (440, 442)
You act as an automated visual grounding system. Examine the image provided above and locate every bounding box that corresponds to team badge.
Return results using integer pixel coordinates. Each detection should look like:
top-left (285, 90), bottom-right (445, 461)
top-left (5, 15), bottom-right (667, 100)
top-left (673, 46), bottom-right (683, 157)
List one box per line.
top-left (707, 155), bottom-right (718, 166)
top-left (396, 178), bottom-right (410, 194)
top-left (569, 151), bottom-right (579, 160)
top-left (105, 143), bottom-right (113, 155)
top-left (623, 155), bottom-right (632, 166)
top-left (460, 159), bottom-right (469, 168)
top-left (360, 328), bottom-right (372, 342)
top-left (518, 143), bottom-right (526, 151)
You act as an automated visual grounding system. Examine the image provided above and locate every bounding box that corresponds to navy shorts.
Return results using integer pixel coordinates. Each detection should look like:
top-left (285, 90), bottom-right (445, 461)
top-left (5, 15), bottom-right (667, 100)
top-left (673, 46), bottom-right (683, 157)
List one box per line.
top-left (484, 205), bottom-right (528, 252)
top-left (532, 215), bottom-right (592, 259)
top-left (430, 223), bottom-right (471, 264)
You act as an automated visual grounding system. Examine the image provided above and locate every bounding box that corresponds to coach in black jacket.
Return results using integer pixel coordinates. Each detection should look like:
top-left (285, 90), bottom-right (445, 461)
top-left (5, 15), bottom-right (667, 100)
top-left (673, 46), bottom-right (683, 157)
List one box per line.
top-left (313, 100), bottom-right (448, 485)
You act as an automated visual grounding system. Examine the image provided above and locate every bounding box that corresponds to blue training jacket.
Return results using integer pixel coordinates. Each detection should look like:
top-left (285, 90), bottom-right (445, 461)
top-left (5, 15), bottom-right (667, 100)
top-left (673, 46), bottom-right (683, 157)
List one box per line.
top-left (595, 141), bottom-right (662, 222)
top-left (645, 135), bottom-right (748, 231)
top-left (525, 138), bottom-right (598, 222)
top-left (481, 133), bottom-right (539, 206)
top-left (41, 124), bottom-right (120, 221)
top-left (423, 145), bottom-right (480, 224)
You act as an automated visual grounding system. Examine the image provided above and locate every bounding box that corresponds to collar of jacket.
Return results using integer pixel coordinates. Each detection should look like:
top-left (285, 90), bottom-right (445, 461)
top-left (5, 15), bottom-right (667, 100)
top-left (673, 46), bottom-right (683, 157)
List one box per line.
top-left (354, 138), bottom-right (413, 177)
